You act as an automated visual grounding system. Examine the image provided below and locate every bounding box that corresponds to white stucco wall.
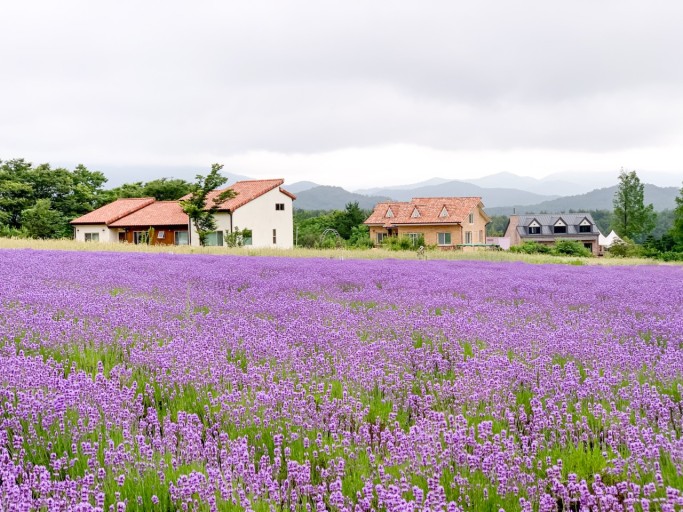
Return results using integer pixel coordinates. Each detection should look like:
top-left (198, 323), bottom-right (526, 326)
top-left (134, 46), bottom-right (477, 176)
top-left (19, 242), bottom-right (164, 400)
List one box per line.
top-left (232, 187), bottom-right (294, 249)
top-left (188, 187), bottom-right (294, 248)
top-left (188, 212), bottom-right (230, 246)
top-left (74, 225), bottom-right (119, 243)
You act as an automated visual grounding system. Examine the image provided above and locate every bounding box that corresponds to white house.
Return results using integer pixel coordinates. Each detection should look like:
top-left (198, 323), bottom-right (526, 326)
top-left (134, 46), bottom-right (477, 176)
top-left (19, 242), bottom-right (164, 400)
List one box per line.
top-left (184, 179), bottom-right (296, 248)
top-left (71, 179), bottom-right (296, 249)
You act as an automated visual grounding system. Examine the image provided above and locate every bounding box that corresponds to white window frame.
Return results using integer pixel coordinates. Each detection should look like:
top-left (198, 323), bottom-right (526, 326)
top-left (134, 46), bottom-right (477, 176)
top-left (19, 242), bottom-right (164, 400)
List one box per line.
top-left (465, 231), bottom-right (472, 244)
top-left (84, 232), bottom-right (99, 242)
top-left (468, 212), bottom-right (474, 224)
top-left (437, 232), bottom-right (451, 246)
top-left (377, 232), bottom-right (387, 243)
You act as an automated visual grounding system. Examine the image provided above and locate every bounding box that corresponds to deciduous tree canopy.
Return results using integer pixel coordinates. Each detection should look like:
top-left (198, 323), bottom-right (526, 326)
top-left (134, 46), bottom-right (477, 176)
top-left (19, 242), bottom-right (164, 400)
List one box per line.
top-left (612, 169), bottom-right (656, 242)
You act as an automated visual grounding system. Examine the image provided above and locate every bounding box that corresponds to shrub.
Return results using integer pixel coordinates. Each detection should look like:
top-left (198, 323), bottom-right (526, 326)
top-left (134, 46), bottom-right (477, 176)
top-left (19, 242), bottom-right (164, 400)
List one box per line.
top-left (0, 224), bottom-right (31, 238)
top-left (656, 251), bottom-right (683, 262)
top-left (551, 240), bottom-right (592, 257)
top-left (607, 237), bottom-right (642, 258)
top-left (510, 242), bottom-right (551, 254)
top-left (383, 236), bottom-right (411, 251)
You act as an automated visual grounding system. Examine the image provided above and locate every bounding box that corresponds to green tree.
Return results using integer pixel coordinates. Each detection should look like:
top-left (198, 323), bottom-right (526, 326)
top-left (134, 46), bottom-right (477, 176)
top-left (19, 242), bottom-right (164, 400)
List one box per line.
top-left (335, 202), bottom-right (367, 239)
top-left (670, 181), bottom-right (683, 249)
top-left (348, 224), bottom-right (373, 248)
top-left (179, 164), bottom-right (235, 246)
top-left (108, 182), bottom-right (146, 199)
top-left (142, 178), bottom-right (192, 201)
top-left (612, 168), bottom-right (656, 242)
top-left (21, 199), bottom-right (65, 239)
top-left (486, 215), bottom-right (509, 236)
top-left (0, 159), bottom-right (34, 228)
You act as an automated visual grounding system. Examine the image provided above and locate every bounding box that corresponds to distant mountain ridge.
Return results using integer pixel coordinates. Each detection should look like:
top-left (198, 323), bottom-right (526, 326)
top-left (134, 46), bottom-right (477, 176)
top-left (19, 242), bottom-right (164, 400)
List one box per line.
top-left (293, 186), bottom-right (391, 211)
top-left (486, 184), bottom-right (679, 216)
top-left (293, 181), bottom-right (678, 213)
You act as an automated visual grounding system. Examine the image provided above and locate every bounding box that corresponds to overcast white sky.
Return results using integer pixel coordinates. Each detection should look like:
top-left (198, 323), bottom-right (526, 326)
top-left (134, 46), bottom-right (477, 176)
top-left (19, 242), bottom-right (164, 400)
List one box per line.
top-left (1, 0), bottom-right (682, 189)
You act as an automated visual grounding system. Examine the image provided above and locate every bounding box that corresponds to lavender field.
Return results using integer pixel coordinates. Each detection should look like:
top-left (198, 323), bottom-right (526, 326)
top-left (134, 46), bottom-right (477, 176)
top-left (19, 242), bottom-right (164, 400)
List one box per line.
top-left (1, 250), bottom-right (682, 511)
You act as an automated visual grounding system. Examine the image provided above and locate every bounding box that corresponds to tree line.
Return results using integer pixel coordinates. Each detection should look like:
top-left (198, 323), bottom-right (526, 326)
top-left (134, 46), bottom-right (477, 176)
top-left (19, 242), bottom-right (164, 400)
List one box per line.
top-left (0, 158), bottom-right (195, 239)
top-left (2, 158), bottom-right (682, 257)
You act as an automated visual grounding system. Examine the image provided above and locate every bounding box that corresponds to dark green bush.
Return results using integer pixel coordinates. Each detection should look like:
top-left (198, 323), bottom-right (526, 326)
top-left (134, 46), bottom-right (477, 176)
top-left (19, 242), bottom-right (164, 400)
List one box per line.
top-left (510, 242), bottom-right (551, 254)
top-left (551, 240), bottom-right (592, 257)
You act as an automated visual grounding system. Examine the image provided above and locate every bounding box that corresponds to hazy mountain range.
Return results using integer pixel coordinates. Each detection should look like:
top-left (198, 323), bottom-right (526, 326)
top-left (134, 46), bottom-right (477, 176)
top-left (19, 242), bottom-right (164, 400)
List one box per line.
top-left (287, 171), bottom-right (681, 212)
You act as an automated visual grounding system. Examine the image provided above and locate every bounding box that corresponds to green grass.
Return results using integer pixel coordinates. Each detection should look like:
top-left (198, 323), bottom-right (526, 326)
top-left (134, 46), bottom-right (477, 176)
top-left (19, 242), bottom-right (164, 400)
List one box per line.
top-left (3, 237), bottom-right (679, 265)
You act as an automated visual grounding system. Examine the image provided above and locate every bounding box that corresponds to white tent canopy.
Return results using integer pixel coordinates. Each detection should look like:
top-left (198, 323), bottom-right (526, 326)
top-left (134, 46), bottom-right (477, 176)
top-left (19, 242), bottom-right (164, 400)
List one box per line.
top-left (599, 230), bottom-right (623, 248)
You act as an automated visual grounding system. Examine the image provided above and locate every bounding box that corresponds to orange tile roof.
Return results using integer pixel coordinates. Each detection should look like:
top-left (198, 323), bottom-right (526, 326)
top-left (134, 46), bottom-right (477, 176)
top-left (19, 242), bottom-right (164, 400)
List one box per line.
top-left (70, 198), bottom-right (155, 225)
top-left (180, 179), bottom-right (296, 211)
top-left (109, 201), bottom-right (189, 227)
top-left (364, 197), bottom-right (487, 227)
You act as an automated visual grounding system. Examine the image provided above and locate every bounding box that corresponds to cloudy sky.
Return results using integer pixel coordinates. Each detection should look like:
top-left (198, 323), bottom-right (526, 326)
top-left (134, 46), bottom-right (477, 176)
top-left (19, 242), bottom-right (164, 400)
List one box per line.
top-left (1, 0), bottom-right (682, 189)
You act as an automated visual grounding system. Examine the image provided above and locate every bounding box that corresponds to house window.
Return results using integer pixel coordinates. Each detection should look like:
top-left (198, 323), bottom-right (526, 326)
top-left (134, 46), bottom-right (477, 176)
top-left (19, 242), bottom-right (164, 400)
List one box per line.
top-left (579, 224), bottom-right (591, 233)
top-left (275, 203), bottom-right (285, 211)
top-left (411, 208), bottom-right (420, 218)
top-left (272, 229), bottom-right (277, 244)
top-left (584, 243), bottom-right (593, 251)
top-left (465, 231), bottom-right (472, 244)
top-left (174, 231), bottom-right (189, 245)
top-left (377, 232), bottom-right (387, 243)
top-left (468, 212), bottom-right (474, 224)
top-left (243, 235), bottom-right (253, 246)
top-left (437, 232), bottom-right (451, 245)
top-left (528, 226), bottom-right (541, 235)
top-left (439, 207), bottom-right (448, 218)
top-left (84, 233), bottom-right (99, 242)
top-left (553, 225), bottom-right (567, 234)
top-left (133, 231), bottom-right (148, 244)
top-left (479, 230), bottom-right (483, 242)
top-left (157, 231), bottom-right (166, 239)
top-left (205, 231), bottom-right (224, 246)
top-left (406, 233), bottom-right (422, 245)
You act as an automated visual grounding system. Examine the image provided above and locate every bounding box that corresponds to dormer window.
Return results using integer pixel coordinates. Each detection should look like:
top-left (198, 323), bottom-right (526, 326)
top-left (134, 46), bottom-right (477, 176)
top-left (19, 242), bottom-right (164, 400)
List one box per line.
top-left (439, 207), bottom-right (448, 218)
top-left (385, 207), bottom-right (394, 218)
top-left (411, 207), bottom-right (420, 218)
top-left (553, 218), bottom-right (567, 234)
top-left (578, 218), bottom-right (592, 233)
top-left (528, 219), bottom-right (541, 235)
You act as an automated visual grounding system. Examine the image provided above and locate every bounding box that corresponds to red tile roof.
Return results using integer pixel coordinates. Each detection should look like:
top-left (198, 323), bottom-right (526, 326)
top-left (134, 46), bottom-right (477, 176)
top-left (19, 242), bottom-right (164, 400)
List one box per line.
top-left (108, 201), bottom-right (189, 227)
top-left (364, 197), bottom-right (487, 227)
top-left (180, 179), bottom-right (296, 211)
top-left (70, 198), bottom-right (155, 225)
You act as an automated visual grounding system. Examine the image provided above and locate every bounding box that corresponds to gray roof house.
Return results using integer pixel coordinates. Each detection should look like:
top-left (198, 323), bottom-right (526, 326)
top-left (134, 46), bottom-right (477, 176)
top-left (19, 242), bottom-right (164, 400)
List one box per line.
top-left (504, 213), bottom-right (601, 255)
